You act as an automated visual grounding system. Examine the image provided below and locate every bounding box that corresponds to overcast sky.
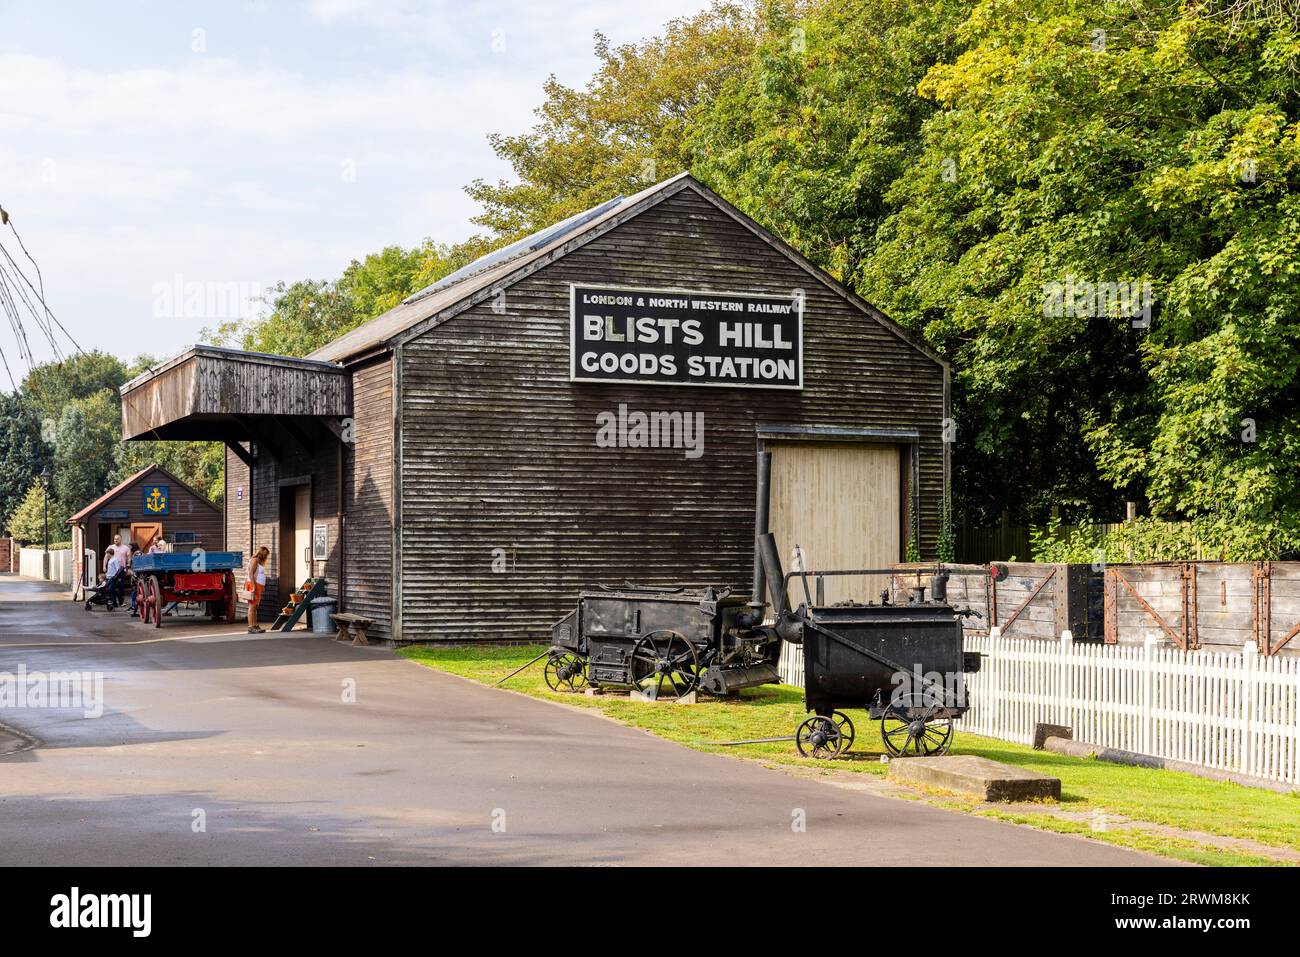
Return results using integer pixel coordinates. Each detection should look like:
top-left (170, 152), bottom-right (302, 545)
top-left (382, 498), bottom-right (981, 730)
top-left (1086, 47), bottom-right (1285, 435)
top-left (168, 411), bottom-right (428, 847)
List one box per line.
top-left (0, 0), bottom-right (709, 369)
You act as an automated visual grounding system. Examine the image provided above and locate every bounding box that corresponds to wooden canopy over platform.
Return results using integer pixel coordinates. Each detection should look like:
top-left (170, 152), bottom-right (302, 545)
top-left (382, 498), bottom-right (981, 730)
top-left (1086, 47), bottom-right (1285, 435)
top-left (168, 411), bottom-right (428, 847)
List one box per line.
top-left (120, 346), bottom-right (351, 464)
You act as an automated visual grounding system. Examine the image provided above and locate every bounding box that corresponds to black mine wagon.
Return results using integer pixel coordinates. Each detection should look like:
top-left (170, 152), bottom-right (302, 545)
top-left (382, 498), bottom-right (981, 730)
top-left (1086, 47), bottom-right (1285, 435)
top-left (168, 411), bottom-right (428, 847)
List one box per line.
top-left (546, 451), bottom-right (979, 759)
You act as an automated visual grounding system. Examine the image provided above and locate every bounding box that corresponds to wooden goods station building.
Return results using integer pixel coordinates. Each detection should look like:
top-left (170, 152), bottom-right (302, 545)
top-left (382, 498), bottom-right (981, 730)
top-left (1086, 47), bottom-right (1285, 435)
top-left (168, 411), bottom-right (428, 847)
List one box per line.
top-left (120, 174), bottom-right (950, 642)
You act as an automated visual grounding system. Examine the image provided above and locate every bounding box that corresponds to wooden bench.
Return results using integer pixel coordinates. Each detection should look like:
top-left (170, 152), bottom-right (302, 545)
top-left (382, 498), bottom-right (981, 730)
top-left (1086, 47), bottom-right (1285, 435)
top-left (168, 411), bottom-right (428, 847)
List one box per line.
top-left (330, 612), bottom-right (374, 647)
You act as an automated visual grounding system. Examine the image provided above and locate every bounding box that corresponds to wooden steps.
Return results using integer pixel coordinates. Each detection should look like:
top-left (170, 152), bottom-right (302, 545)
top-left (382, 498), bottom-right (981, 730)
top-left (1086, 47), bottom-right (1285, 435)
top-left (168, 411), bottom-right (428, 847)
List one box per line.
top-left (271, 577), bottom-right (327, 631)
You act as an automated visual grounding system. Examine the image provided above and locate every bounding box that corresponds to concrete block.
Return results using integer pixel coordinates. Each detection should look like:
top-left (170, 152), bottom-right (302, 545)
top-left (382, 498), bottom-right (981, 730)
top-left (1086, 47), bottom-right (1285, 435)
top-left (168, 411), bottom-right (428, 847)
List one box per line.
top-left (887, 755), bottom-right (1061, 802)
top-left (1033, 722), bottom-right (1073, 750)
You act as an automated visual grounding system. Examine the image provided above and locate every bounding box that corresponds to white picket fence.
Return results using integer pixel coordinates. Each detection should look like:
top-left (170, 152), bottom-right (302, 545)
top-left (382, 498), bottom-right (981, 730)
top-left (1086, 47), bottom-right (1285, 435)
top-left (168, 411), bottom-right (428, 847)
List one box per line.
top-left (778, 632), bottom-right (1300, 787)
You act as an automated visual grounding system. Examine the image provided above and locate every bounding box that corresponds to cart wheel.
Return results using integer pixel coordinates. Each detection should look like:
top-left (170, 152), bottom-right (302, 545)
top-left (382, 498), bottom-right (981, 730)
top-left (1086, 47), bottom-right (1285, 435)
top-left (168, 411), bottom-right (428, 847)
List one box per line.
top-left (796, 714), bottom-right (848, 759)
top-left (223, 571), bottom-right (236, 622)
top-left (630, 630), bottom-right (699, 701)
top-left (543, 652), bottom-right (588, 692)
top-left (880, 694), bottom-right (954, 757)
top-left (830, 711), bottom-right (855, 754)
top-left (148, 576), bottom-right (163, 629)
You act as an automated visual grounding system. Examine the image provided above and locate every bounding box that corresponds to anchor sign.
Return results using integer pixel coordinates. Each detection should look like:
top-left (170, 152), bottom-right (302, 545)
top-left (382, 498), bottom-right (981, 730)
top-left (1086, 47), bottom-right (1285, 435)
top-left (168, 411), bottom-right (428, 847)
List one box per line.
top-left (144, 484), bottom-right (170, 515)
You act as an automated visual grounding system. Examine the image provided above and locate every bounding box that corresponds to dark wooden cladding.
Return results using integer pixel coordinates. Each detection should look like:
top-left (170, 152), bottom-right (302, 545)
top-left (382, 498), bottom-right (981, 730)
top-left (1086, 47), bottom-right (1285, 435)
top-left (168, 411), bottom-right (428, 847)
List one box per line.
top-left (398, 187), bottom-right (946, 642)
top-left (342, 357), bottom-right (394, 638)
top-left (225, 439), bottom-right (342, 621)
top-left (225, 444), bottom-right (251, 584)
top-left (122, 348), bottom-right (349, 440)
top-left (220, 360), bottom-right (390, 634)
top-left (226, 442), bottom-right (343, 621)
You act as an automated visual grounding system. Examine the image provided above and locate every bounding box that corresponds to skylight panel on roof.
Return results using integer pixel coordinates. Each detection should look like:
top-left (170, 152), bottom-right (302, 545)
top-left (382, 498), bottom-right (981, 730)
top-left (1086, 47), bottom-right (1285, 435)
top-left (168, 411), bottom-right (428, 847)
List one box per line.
top-left (403, 195), bottom-right (625, 305)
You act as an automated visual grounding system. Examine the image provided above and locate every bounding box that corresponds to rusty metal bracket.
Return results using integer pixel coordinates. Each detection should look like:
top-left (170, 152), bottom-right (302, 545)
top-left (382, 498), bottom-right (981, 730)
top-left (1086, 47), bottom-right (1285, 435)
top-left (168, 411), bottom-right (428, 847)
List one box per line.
top-left (1104, 568), bottom-right (1118, 644)
top-left (998, 568), bottom-right (1055, 637)
top-left (1255, 560), bottom-right (1299, 656)
top-left (1113, 569), bottom-right (1188, 651)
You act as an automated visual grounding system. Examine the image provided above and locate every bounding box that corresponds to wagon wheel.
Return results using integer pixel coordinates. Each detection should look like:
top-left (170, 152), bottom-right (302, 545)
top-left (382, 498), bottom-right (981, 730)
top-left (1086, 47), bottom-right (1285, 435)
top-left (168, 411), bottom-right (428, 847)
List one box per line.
top-left (137, 578), bottom-right (151, 623)
top-left (630, 630), bottom-right (700, 701)
top-left (147, 576), bottom-right (164, 629)
top-left (830, 711), bottom-right (855, 754)
top-left (543, 652), bottom-right (588, 693)
top-left (880, 693), bottom-right (954, 757)
top-left (224, 571), bottom-right (237, 622)
top-left (795, 714), bottom-right (851, 759)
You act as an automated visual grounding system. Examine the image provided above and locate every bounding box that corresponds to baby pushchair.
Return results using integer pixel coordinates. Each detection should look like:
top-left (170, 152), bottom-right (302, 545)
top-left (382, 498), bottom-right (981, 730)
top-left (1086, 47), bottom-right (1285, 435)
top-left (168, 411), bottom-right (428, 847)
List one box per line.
top-left (84, 569), bottom-right (127, 611)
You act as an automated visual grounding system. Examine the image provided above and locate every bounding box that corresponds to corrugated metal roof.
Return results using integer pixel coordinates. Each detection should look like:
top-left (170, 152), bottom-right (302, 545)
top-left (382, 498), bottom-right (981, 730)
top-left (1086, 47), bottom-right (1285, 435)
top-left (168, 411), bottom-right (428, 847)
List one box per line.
top-left (306, 172), bottom-right (691, 364)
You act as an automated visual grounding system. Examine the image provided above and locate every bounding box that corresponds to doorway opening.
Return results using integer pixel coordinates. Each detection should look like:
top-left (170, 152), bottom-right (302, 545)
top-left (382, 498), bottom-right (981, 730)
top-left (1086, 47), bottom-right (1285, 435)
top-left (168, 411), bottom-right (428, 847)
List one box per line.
top-left (278, 483), bottom-right (311, 595)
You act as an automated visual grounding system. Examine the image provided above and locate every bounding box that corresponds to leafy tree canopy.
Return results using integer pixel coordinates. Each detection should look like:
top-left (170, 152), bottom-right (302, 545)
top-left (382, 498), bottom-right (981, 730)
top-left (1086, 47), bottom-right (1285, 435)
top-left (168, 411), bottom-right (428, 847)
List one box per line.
top-left (0, 391), bottom-right (49, 527)
top-left (5, 478), bottom-right (68, 544)
top-left (466, 0), bottom-right (761, 239)
top-left (206, 237), bottom-right (494, 358)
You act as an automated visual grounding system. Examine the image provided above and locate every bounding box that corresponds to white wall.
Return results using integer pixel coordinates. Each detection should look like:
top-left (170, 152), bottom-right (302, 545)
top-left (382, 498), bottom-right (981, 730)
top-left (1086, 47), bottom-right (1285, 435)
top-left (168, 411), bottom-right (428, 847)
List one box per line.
top-left (18, 548), bottom-right (73, 585)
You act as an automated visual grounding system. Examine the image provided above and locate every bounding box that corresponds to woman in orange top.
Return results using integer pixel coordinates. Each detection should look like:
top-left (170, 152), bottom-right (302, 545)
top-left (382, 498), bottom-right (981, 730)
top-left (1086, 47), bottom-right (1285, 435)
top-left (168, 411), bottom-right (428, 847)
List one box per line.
top-left (246, 546), bottom-right (270, 634)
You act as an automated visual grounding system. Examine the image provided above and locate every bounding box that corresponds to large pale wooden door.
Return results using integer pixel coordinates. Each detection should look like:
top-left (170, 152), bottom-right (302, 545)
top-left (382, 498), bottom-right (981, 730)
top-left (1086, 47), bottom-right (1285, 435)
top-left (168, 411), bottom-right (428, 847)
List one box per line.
top-left (768, 443), bottom-right (901, 606)
top-left (294, 485), bottom-right (311, 587)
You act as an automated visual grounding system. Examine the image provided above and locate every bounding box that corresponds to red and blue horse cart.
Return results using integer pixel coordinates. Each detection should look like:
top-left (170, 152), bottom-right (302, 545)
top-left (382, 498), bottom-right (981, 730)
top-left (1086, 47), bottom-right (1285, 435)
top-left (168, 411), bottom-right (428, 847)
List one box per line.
top-left (131, 551), bottom-right (244, 627)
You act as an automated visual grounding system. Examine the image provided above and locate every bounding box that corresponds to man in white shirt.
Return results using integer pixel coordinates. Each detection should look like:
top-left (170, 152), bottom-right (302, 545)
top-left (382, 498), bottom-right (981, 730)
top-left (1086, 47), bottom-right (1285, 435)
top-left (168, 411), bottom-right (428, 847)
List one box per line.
top-left (103, 533), bottom-right (129, 575)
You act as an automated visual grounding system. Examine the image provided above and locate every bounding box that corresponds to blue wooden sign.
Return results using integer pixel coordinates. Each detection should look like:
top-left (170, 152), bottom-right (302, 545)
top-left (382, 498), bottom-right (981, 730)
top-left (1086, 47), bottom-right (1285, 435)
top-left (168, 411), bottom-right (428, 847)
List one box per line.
top-left (99, 508), bottom-right (129, 520)
top-left (143, 484), bottom-right (170, 516)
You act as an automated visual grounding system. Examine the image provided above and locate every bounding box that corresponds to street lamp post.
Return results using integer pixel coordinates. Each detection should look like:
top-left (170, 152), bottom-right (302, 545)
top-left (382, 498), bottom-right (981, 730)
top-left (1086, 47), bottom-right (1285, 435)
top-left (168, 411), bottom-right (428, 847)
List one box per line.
top-left (39, 467), bottom-right (49, 581)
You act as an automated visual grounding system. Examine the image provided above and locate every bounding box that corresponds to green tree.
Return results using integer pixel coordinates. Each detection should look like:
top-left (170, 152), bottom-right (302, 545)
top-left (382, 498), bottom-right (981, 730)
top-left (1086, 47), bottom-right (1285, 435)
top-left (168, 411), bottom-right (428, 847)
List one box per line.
top-left (207, 236), bottom-right (497, 358)
top-left (112, 439), bottom-right (225, 506)
top-left (22, 351), bottom-right (128, 426)
top-left (0, 392), bottom-right (50, 525)
top-left (467, 1), bottom-right (760, 239)
top-left (854, 0), bottom-right (1300, 550)
top-left (692, 0), bottom-right (964, 281)
top-left (5, 479), bottom-right (68, 544)
top-left (52, 390), bottom-right (120, 510)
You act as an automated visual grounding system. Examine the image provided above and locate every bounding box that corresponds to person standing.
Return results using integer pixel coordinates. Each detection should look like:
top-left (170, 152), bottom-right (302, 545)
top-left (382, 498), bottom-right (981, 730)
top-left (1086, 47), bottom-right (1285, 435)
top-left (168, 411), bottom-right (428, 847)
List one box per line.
top-left (103, 533), bottom-right (129, 576)
top-left (246, 546), bottom-right (269, 634)
top-left (104, 548), bottom-right (125, 608)
top-left (128, 543), bottom-right (141, 614)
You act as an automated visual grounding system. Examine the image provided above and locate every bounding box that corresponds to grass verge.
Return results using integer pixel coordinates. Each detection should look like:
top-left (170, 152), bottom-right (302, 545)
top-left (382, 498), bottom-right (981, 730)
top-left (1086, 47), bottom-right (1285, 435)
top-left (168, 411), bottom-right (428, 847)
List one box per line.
top-left (400, 642), bottom-right (1300, 866)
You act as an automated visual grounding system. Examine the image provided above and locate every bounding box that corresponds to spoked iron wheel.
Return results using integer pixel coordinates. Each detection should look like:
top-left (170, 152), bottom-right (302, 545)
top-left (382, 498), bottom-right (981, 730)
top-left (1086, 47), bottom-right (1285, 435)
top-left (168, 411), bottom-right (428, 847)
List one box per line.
top-left (796, 712), bottom-right (854, 759)
top-left (880, 693), bottom-right (954, 757)
top-left (630, 630), bottom-right (700, 701)
top-left (544, 652), bottom-right (588, 693)
top-left (147, 576), bottom-right (163, 629)
top-left (224, 572), bottom-right (237, 622)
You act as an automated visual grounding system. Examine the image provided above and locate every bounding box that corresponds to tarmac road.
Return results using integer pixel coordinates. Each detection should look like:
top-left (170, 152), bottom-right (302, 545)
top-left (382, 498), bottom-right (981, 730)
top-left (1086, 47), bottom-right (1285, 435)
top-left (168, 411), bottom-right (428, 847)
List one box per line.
top-left (0, 574), bottom-right (1164, 866)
